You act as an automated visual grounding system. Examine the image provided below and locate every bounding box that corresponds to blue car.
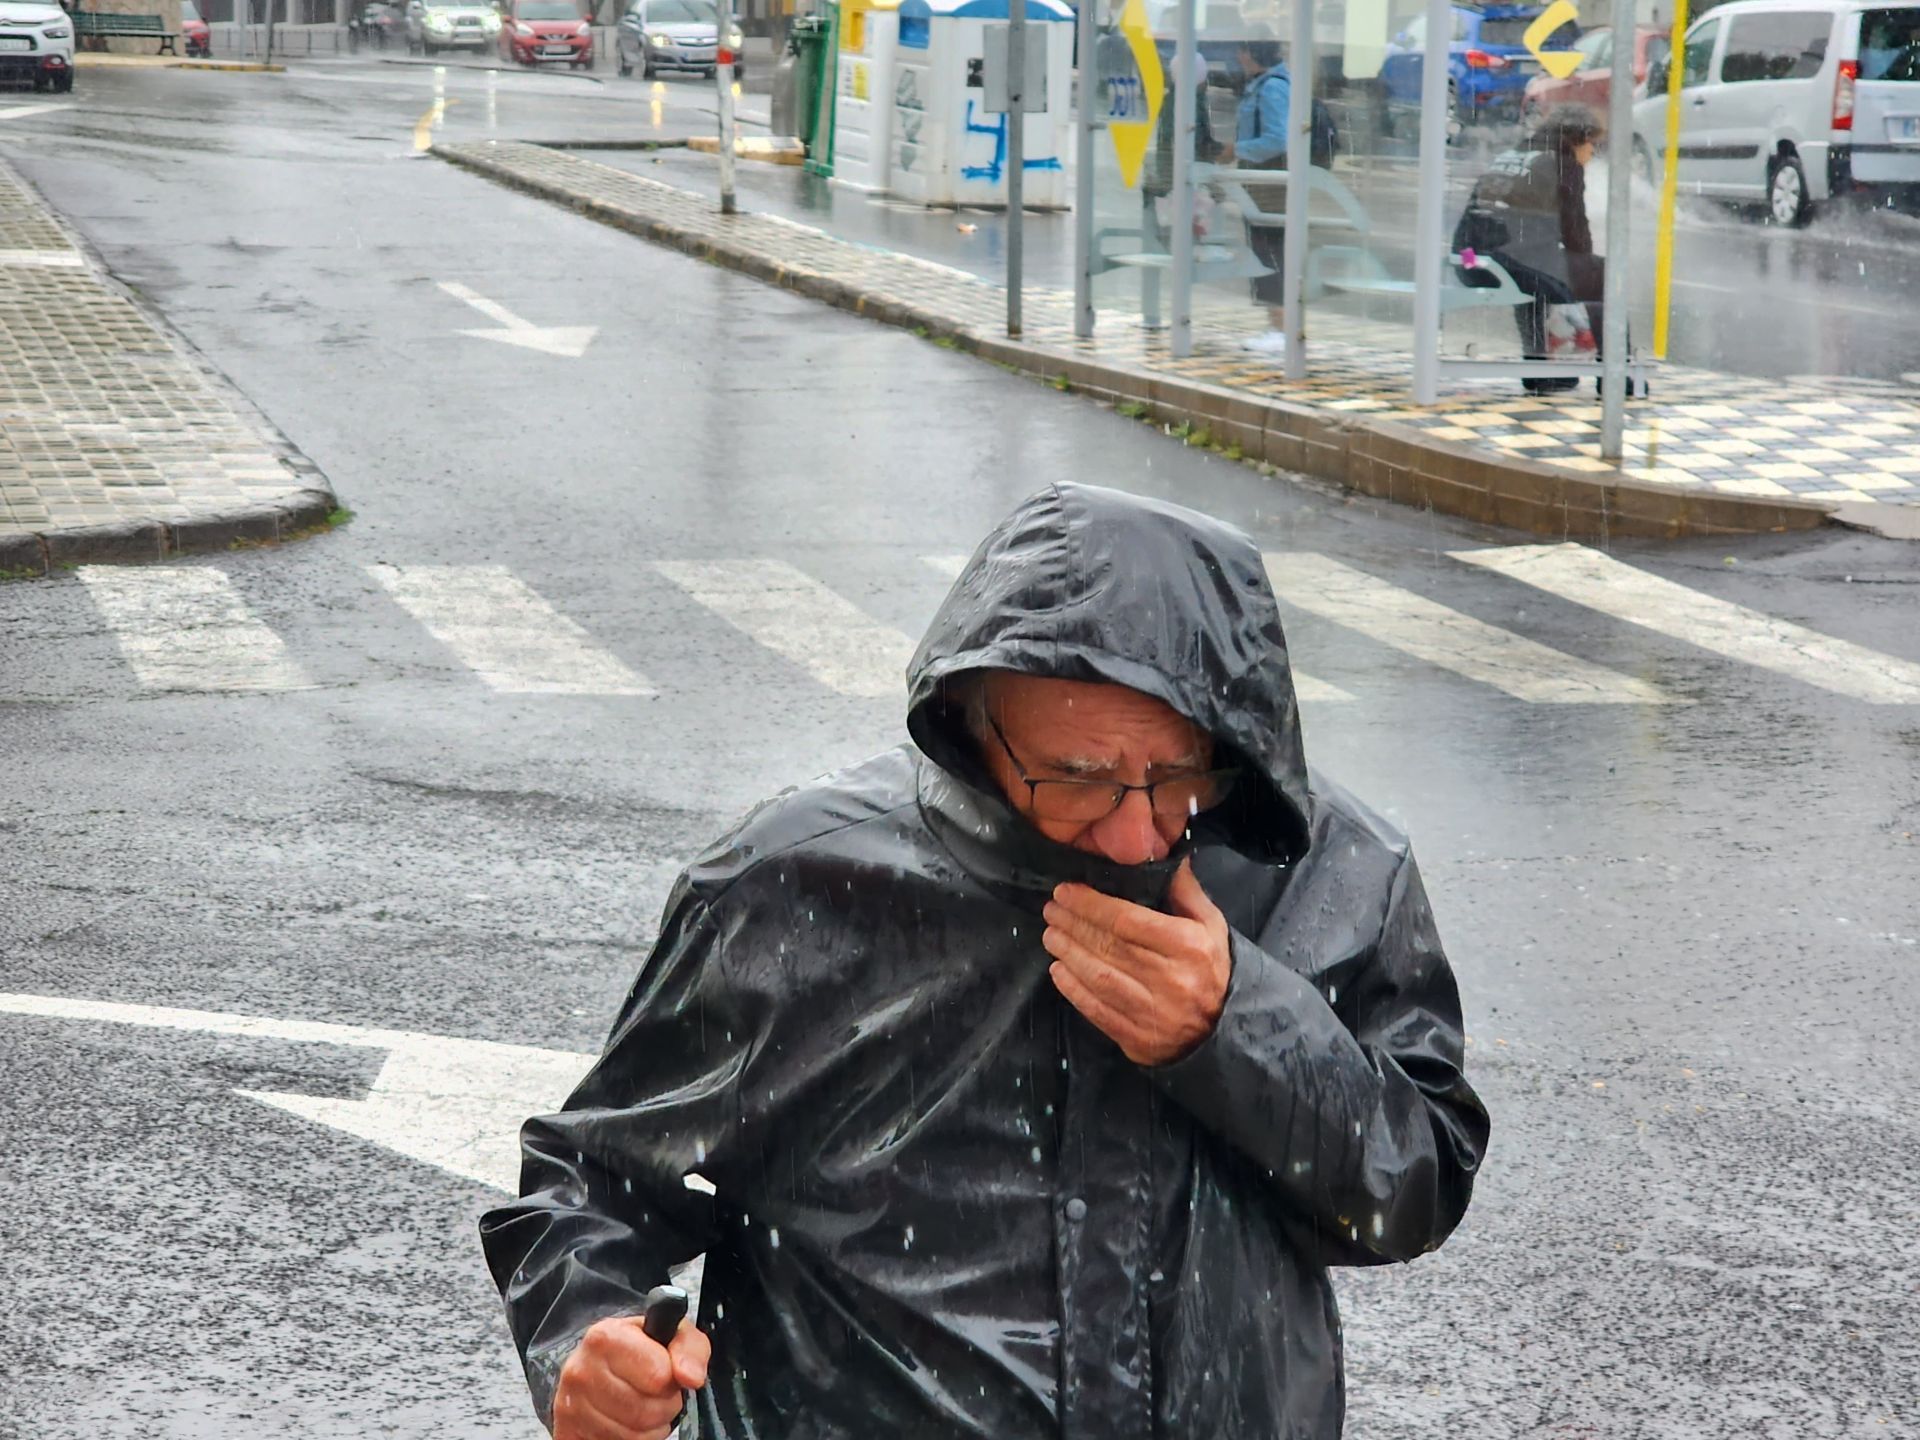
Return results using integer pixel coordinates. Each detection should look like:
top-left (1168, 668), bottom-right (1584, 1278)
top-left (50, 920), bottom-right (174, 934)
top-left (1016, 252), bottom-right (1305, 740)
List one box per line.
top-left (1378, 4), bottom-right (1576, 133)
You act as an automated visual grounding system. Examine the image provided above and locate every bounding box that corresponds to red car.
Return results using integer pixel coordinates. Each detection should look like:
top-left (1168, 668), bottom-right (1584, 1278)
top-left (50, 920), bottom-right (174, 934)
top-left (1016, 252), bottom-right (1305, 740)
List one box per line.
top-left (499, 0), bottom-right (593, 67)
top-left (1522, 25), bottom-right (1666, 126)
top-left (181, 0), bottom-right (210, 56)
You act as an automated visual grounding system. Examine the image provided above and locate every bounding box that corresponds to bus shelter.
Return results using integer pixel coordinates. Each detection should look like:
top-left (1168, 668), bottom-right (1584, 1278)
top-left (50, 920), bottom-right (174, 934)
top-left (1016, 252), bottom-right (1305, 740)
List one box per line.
top-left (1068, 0), bottom-right (1648, 445)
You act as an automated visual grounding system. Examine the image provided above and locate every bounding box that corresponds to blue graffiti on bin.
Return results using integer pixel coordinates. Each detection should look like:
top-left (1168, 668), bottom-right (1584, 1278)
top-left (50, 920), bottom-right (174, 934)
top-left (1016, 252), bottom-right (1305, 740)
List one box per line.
top-left (959, 100), bottom-right (1063, 182)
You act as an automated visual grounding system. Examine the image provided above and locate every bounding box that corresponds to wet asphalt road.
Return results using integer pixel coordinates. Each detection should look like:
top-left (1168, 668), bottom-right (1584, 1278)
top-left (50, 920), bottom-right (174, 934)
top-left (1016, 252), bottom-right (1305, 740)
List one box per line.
top-left (2, 62), bottom-right (1919, 1440)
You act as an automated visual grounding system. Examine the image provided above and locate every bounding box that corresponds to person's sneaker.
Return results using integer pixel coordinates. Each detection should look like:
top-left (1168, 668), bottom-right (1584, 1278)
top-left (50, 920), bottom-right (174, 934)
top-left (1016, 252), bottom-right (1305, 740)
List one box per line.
top-left (1241, 330), bottom-right (1289, 355)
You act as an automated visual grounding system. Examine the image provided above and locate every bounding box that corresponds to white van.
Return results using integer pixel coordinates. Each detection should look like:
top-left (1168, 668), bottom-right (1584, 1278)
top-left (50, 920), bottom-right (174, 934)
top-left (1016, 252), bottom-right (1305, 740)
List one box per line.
top-left (1632, 0), bottom-right (1920, 224)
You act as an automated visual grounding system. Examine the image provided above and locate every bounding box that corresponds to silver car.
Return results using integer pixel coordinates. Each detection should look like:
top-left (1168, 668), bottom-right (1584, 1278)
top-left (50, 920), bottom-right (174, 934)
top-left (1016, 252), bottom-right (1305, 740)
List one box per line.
top-left (616, 0), bottom-right (743, 79)
top-left (404, 0), bottom-right (501, 54)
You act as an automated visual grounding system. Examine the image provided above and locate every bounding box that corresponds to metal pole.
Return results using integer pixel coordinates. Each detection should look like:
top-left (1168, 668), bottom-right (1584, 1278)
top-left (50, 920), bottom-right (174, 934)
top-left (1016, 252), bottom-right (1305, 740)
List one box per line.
top-left (1652, 0), bottom-right (1691, 358)
top-left (1007, 0), bottom-right (1026, 335)
top-left (1169, 0), bottom-right (1195, 357)
top-left (718, 2), bottom-right (738, 214)
top-left (1073, 0), bottom-right (1098, 338)
top-left (1409, 0), bottom-right (1450, 403)
top-left (1280, 0), bottom-right (1312, 379)
top-left (1600, 0), bottom-right (1634, 455)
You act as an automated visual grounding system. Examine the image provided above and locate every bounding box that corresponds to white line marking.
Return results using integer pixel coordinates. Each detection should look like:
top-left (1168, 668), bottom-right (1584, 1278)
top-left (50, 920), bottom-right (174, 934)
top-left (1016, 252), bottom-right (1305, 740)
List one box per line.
top-left (920, 553), bottom-right (1356, 703)
top-left (368, 564), bottom-right (655, 695)
top-left (1264, 552), bottom-right (1673, 705)
top-left (435, 279), bottom-right (597, 358)
top-left (0, 992), bottom-right (590, 1194)
top-left (78, 566), bottom-right (312, 693)
top-left (0, 102), bottom-right (72, 123)
top-left (1452, 543), bottom-right (1920, 705)
top-left (655, 559), bottom-right (914, 700)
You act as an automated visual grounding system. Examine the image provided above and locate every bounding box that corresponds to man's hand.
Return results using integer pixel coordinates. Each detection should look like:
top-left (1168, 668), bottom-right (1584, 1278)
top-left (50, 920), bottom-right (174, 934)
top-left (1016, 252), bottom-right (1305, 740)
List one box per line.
top-left (553, 1315), bottom-right (710, 1440)
top-left (1042, 858), bottom-right (1232, 1066)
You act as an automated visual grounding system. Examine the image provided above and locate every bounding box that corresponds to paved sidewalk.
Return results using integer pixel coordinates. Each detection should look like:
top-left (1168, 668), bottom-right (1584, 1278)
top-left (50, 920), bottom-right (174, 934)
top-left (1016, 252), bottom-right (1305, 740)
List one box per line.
top-left (438, 139), bottom-right (1920, 540)
top-left (0, 160), bottom-right (333, 576)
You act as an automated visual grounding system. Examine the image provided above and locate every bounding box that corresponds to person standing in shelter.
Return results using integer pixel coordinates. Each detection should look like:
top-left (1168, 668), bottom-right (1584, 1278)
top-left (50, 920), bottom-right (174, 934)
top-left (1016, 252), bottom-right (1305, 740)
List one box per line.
top-left (481, 484), bottom-right (1490, 1440)
top-left (1218, 35), bottom-right (1292, 354)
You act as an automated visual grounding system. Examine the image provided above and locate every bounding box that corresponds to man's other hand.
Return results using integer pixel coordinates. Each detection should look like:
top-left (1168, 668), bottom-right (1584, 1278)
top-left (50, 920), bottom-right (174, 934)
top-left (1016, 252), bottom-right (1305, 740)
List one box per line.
top-left (553, 1314), bottom-right (710, 1440)
top-left (1043, 858), bottom-right (1232, 1066)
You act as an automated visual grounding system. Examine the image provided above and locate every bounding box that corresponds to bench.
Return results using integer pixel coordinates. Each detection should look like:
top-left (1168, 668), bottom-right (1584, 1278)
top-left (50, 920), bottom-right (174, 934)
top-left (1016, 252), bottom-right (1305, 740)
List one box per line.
top-left (72, 11), bottom-right (179, 54)
top-left (1199, 163), bottom-right (1372, 301)
top-left (1313, 247), bottom-right (1533, 315)
top-left (1315, 247), bottom-right (1656, 389)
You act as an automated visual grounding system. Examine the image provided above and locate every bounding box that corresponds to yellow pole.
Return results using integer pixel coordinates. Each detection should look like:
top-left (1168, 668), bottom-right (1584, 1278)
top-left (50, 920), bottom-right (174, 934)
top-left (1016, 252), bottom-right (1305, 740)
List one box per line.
top-left (1652, 0), bottom-right (1690, 358)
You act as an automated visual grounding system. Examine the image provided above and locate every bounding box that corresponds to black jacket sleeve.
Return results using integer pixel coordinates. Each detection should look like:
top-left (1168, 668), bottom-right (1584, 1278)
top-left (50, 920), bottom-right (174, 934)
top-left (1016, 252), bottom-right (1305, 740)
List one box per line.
top-left (1149, 849), bottom-right (1489, 1264)
top-left (478, 878), bottom-right (747, 1429)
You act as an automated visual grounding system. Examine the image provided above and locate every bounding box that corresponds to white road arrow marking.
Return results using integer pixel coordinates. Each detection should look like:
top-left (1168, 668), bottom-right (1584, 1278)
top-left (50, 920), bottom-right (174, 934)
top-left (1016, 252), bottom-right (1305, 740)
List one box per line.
top-left (0, 102), bottom-right (73, 123)
top-left (438, 279), bottom-right (597, 358)
top-left (0, 991), bottom-right (593, 1193)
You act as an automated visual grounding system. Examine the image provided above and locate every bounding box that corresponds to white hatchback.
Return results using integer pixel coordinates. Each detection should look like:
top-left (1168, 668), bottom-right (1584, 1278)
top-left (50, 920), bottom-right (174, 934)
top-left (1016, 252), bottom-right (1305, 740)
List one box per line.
top-left (0, 0), bottom-right (75, 93)
top-left (1633, 0), bottom-right (1920, 224)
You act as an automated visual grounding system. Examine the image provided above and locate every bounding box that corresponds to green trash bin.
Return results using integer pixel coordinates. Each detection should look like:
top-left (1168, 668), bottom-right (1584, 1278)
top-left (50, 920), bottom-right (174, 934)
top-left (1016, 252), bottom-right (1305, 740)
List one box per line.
top-left (786, 14), bottom-right (832, 162)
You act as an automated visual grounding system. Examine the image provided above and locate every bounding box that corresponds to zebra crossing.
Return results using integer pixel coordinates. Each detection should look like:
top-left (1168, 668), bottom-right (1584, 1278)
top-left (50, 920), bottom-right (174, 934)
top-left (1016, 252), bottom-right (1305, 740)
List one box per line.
top-left (23, 549), bottom-right (1920, 709)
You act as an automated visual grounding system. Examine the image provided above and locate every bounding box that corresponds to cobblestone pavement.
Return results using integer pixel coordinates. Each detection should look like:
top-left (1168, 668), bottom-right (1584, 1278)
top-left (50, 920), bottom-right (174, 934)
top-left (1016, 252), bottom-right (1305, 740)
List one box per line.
top-left (0, 159), bottom-right (332, 573)
top-left (439, 140), bottom-right (1919, 527)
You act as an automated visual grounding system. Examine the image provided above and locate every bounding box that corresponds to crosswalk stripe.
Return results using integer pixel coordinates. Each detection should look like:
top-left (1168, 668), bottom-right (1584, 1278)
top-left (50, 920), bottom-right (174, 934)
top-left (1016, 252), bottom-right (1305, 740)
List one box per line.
top-left (1452, 542), bottom-right (1920, 705)
top-left (367, 564), bottom-right (655, 696)
top-left (655, 559), bottom-right (914, 700)
top-left (1264, 552), bottom-right (1673, 705)
top-left (78, 567), bottom-right (311, 693)
top-left (920, 554), bottom-right (1356, 704)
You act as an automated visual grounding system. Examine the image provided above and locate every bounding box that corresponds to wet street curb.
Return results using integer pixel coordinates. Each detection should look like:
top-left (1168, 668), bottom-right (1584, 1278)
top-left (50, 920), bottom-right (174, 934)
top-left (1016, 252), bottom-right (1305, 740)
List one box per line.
top-left (434, 140), bottom-right (1837, 542)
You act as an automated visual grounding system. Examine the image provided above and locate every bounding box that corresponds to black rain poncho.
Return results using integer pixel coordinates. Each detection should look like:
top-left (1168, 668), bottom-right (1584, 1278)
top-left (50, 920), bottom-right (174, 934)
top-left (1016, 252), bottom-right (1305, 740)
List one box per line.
top-left (481, 484), bottom-right (1490, 1439)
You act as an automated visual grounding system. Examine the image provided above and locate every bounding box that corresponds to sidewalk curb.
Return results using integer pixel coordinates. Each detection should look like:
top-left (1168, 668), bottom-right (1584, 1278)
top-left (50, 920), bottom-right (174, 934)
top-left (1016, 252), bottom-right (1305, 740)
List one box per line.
top-left (434, 143), bottom-right (1834, 542)
top-left (0, 490), bottom-right (337, 579)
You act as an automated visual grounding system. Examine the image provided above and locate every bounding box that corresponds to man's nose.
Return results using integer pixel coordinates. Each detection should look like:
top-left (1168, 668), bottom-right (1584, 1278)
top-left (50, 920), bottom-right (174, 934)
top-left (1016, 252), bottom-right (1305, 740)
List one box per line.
top-left (1088, 790), bottom-right (1168, 866)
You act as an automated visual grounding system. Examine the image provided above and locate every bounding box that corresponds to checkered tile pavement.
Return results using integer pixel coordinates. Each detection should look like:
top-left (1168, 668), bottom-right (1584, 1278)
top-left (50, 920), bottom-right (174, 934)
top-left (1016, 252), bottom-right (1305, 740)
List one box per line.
top-left (1024, 307), bottom-right (1919, 508)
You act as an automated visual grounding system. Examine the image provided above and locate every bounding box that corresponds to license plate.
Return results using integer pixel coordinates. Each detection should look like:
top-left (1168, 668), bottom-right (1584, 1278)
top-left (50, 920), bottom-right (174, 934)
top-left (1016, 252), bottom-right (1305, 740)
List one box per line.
top-left (0, 36), bottom-right (31, 50)
top-left (1896, 116), bottom-right (1920, 141)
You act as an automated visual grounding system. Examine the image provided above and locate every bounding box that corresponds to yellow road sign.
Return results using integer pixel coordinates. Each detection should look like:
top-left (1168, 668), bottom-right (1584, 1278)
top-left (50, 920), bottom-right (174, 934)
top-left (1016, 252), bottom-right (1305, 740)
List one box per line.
top-left (1107, 0), bottom-right (1163, 190)
top-left (1524, 0), bottom-right (1584, 80)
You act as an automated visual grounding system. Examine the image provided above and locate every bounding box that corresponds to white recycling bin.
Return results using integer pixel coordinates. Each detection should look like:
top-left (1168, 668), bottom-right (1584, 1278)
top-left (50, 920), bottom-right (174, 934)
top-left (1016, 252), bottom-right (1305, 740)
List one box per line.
top-left (828, 0), bottom-right (902, 193)
top-left (888, 0), bottom-right (1075, 208)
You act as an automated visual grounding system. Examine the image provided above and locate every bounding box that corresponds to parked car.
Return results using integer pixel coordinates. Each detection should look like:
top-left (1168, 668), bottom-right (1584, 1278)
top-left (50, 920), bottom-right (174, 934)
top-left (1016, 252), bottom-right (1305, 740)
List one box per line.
top-left (616, 0), bottom-right (744, 80)
top-left (1522, 24), bottom-right (1666, 125)
top-left (1378, 4), bottom-right (1577, 132)
top-left (500, 0), bottom-right (593, 67)
top-left (1633, 0), bottom-right (1920, 225)
top-left (0, 0), bottom-right (73, 93)
top-left (404, 0), bottom-right (502, 54)
top-left (180, 0), bottom-right (211, 56)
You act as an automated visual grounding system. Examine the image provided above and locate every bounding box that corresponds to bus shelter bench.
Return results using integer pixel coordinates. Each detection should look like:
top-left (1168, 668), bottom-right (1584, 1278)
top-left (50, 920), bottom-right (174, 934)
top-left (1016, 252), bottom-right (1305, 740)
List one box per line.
top-left (1314, 247), bottom-right (1534, 314)
top-left (73, 11), bottom-right (179, 53)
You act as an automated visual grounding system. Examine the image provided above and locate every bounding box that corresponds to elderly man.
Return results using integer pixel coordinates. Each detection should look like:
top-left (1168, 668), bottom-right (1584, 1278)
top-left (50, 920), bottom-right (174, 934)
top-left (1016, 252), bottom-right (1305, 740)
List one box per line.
top-left (481, 484), bottom-right (1489, 1440)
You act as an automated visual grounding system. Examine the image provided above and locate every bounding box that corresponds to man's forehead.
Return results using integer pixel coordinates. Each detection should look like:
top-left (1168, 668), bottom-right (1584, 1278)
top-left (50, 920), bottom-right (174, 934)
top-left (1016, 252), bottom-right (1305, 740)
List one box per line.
top-left (989, 672), bottom-right (1207, 748)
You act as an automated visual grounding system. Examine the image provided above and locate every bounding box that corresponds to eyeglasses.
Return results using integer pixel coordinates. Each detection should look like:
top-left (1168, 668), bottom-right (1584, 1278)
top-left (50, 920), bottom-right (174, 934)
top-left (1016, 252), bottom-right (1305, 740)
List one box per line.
top-left (986, 711), bottom-right (1240, 825)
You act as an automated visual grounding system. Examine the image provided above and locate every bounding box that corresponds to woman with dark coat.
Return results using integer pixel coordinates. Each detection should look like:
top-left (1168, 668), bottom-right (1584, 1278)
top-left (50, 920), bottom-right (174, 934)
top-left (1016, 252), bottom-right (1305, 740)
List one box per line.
top-left (1453, 106), bottom-right (1606, 394)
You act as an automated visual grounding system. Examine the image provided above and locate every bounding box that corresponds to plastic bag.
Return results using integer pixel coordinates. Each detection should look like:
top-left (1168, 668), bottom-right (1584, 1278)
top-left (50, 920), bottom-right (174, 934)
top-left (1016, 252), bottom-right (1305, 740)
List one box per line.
top-left (1545, 303), bottom-right (1597, 357)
